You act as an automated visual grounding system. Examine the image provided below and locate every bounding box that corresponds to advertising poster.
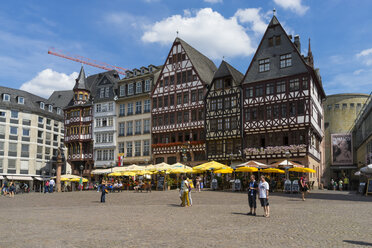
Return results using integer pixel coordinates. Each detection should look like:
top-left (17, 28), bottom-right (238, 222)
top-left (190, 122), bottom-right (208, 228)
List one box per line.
top-left (331, 133), bottom-right (353, 165)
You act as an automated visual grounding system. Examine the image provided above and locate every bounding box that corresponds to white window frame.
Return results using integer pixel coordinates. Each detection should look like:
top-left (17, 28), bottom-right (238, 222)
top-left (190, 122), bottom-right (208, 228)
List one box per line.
top-left (18, 97), bottom-right (24, 104)
top-left (40, 102), bottom-right (45, 109)
top-left (136, 81), bottom-right (142, 94)
top-left (3, 94), bottom-right (10, 101)
top-left (48, 105), bottom-right (53, 112)
top-left (128, 83), bottom-right (134, 95)
top-left (119, 85), bottom-right (125, 97)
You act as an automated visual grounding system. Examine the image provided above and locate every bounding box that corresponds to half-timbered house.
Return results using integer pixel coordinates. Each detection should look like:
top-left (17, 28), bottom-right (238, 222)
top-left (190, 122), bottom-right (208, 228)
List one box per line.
top-left (205, 61), bottom-right (244, 165)
top-left (151, 38), bottom-right (217, 165)
top-left (242, 15), bottom-right (326, 184)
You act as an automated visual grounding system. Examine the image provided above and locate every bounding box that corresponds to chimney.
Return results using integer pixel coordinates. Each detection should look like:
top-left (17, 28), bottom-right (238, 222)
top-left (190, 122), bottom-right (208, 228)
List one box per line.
top-left (294, 35), bottom-right (301, 52)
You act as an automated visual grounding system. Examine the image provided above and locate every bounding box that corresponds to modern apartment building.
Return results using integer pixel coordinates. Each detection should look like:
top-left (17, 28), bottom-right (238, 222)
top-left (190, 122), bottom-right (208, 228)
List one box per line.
top-left (116, 65), bottom-right (161, 165)
top-left (0, 86), bottom-right (71, 187)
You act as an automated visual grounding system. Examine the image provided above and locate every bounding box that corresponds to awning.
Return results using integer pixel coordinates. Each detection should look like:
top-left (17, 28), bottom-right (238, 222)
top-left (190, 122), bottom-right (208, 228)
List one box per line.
top-left (6, 176), bottom-right (33, 181)
top-left (33, 177), bottom-right (46, 181)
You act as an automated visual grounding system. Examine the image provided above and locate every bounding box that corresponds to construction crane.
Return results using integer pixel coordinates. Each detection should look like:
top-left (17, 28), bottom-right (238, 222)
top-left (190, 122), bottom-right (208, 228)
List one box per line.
top-left (48, 47), bottom-right (128, 76)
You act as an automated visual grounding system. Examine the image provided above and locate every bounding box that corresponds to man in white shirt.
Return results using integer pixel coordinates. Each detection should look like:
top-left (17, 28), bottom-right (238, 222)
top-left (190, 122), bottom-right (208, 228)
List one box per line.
top-left (258, 175), bottom-right (270, 218)
top-left (49, 179), bottom-right (55, 193)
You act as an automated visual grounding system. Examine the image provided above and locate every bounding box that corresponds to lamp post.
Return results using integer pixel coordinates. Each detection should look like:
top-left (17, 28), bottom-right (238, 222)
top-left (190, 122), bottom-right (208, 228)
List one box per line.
top-left (56, 147), bottom-right (63, 192)
top-left (285, 151), bottom-right (291, 180)
top-left (80, 164), bottom-right (84, 191)
top-left (42, 170), bottom-right (46, 193)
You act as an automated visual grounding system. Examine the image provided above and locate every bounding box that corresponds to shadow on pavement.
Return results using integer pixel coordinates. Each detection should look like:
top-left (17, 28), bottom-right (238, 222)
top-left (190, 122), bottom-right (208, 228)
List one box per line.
top-left (343, 240), bottom-right (372, 246)
top-left (271, 191), bottom-right (372, 202)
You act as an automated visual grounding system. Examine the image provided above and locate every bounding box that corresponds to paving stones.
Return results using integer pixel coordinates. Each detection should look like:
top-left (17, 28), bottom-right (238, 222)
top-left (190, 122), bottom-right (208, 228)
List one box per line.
top-left (0, 190), bottom-right (371, 248)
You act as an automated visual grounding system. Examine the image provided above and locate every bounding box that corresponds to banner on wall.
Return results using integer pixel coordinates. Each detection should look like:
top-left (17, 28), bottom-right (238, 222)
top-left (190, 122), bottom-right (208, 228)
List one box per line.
top-left (118, 153), bottom-right (124, 167)
top-left (331, 133), bottom-right (353, 165)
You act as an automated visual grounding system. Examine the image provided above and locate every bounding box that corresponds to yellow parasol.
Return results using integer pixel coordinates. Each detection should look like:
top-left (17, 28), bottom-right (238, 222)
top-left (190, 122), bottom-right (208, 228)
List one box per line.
top-left (108, 172), bottom-right (122, 177)
top-left (193, 161), bottom-right (228, 172)
top-left (289, 167), bottom-right (316, 173)
top-left (236, 166), bottom-right (259, 173)
top-left (136, 170), bottom-right (153, 176)
top-left (214, 168), bottom-right (234, 174)
top-left (261, 168), bottom-right (285, 174)
top-left (69, 177), bottom-right (88, 183)
top-left (168, 168), bottom-right (193, 174)
top-left (121, 171), bottom-right (136, 177)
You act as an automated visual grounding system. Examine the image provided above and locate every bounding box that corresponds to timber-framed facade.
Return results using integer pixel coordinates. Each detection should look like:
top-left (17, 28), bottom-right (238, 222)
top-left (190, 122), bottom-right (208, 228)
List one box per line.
top-left (241, 16), bottom-right (326, 184)
top-left (205, 61), bottom-right (244, 164)
top-left (151, 38), bottom-right (216, 165)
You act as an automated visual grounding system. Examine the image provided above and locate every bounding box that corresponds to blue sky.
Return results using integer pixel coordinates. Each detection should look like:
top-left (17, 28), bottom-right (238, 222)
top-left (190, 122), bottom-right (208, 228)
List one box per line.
top-left (0, 0), bottom-right (371, 98)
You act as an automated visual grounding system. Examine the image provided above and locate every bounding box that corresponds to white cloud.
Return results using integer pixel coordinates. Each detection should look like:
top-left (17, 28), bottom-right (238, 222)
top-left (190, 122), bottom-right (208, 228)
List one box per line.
top-left (141, 8), bottom-right (268, 59)
top-left (273, 0), bottom-right (309, 15)
top-left (20, 69), bottom-right (78, 98)
top-left (204, 0), bottom-right (223, 3)
top-left (234, 8), bottom-right (268, 34)
top-left (356, 48), bottom-right (372, 66)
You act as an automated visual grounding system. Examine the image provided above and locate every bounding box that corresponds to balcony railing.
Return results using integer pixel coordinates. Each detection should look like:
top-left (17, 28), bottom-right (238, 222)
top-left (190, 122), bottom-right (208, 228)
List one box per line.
top-left (65, 134), bottom-right (92, 142)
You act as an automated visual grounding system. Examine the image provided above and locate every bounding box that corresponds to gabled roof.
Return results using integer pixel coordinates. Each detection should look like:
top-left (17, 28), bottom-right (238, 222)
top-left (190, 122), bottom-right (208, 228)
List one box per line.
top-left (176, 38), bottom-right (217, 84)
top-left (47, 90), bottom-right (74, 109)
top-left (73, 66), bottom-right (88, 91)
top-left (241, 15), bottom-right (326, 98)
top-left (213, 60), bottom-right (244, 83)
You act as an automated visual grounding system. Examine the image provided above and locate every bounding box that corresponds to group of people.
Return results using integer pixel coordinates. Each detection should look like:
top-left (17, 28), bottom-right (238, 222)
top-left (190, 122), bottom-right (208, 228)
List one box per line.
top-left (330, 177), bottom-right (349, 191)
top-left (179, 176), bottom-right (194, 207)
top-left (1, 181), bottom-right (16, 197)
top-left (44, 179), bottom-right (55, 193)
top-left (247, 175), bottom-right (270, 218)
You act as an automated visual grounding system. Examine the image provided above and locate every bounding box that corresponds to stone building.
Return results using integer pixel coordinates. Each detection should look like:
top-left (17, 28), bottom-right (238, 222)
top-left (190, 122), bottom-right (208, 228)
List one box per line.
top-left (116, 65), bottom-right (161, 165)
top-left (0, 86), bottom-right (69, 187)
top-left (323, 93), bottom-right (369, 188)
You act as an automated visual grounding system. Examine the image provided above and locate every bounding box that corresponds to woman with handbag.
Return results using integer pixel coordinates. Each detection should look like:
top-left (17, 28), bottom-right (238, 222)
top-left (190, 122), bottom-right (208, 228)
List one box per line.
top-left (299, 176), bottom-right (308, 201)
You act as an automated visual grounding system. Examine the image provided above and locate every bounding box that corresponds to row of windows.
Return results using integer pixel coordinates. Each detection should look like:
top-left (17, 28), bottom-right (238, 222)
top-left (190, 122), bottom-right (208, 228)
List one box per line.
top-left (119, 79), bottom-right (151, 97)
top-left (153, 89), bottom-right (204, 109)
top-left (214, 78), bottom-right (232, 90)
top-left (153, 131), bottom-right (203, 144)
top-left (209, 117), bottom-right (238, 131)
top-left (66, 126), bottom-right (91, 136)
top-left (245, 100), bottom-right (305, 121)
top-left (207, 139), bottom-right (241, 155)
top-left (246, 131), bottom-right (306, 148)
top-left (168, 52), bottom-right (186, 65)
top-left (126, 66), bottom-right (154, 78)
top-left (209, 95), bottom-right (238, 111)
top-left (2, 109), bottom-right (62, 127)
top-left (118, 119), bottom-right (150, 136)
top-left (118, 140), bottom-right (150, 157)
top-left (245, 77), bottom-right (308, 98)
top-left (95, 133), bottom-right (114, 143)
top-left (96, 149), bottom-right (115, 161)
top-left (0, 141), bottom-right (29, 153)
top-left (96, 103), bottom-right (114, 113)
top-left (118, 100), bottom-right (151, 116)
top-left (1, 94), bottom-right (62, 115)
top-left (95, 117), bottom-right (114, 128)
top-left (153, 109), bottom-right (204, 127)
top-left (327, 103), bottom-right (363, 110)
top-left (159, 69), bottom-right (197, 87)
top-left (258, 53), bottom-right (292, 73)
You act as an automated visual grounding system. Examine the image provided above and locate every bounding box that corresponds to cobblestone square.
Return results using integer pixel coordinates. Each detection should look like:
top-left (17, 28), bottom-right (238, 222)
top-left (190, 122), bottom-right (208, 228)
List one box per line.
top-left (0, 190), bottom-right (371, 248)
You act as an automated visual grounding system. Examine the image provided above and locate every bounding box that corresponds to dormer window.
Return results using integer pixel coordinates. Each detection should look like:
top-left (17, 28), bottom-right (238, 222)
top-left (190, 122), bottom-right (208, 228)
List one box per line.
top-left (3, 94), bottom-right (10, 101)
top-left (126, 72), bottom-right (130, 78)
top-left (40, 102), bottom-right (45, 109)
top-left (48, 105), bottom-right (53, 112)
top-left (141, 68), bottom-right (145, 74)
top-left (57, 108), bottom-right (61, 115)
top-left (18, 97), bottom-right (24, 104)
top-left (134, 70), bottom-right (137, 76)
top-left (149, 66), bottom-right (153, 72)
top-left (79, 94), bottom-right (83, 100)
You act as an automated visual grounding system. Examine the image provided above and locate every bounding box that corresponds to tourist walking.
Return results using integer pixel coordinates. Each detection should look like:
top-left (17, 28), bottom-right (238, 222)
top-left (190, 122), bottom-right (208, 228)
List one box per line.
top-left (2, 180), bottom-right (8, 196)
top-left (187, 178), bottom-right (193, 206)
top-left (100, 181), bottom-right (107, 203)
top-left (247, 175), bottom-right (258, 216)
top-left (338, 179), bottom-right (343, 191)
top-left (196, 175), bottom-right (201, 192)
top-left (258, 176), bottom-right (270, 218)
top-left (180, 176), bottom-right (190, 207)
top-left (299, 176), bottom-right (308, 201)
top-left (343, 177), bottom-right (349, 190)
top-left (44, 180), bottom-right (49, 193)
top-left (9, 182), bottom-right (15, 198)
top-left (49, 178), bottom-right (55, 193)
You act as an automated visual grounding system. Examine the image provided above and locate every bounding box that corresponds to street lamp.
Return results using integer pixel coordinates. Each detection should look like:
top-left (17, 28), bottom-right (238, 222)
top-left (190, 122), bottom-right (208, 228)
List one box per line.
top-left (80, 164), bottom-right (84, 191)
top-left (42, 170), bottom-right (46, 193)
top-left (285, 151), bottom-right (291, 180)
